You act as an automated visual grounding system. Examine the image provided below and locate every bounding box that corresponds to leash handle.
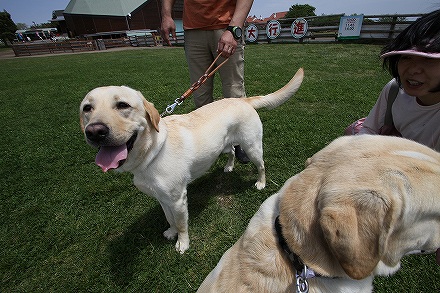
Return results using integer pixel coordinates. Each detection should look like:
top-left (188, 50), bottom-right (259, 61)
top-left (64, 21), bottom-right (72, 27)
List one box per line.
top-left (180, 54), bottom-right (229, 100)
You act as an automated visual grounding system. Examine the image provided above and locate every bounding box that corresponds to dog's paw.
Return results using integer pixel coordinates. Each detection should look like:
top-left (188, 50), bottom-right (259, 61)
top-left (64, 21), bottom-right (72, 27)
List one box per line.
top-left (175, 235), bottom-right (190, 254)
top-left (255, 181), bottom-right (266, 190)
top-left (224, 152), bottom-right (235, 172)
top-left (224, 165), bottom-right (234, 172)
top-left (163, 227), bottom-right (178, 240)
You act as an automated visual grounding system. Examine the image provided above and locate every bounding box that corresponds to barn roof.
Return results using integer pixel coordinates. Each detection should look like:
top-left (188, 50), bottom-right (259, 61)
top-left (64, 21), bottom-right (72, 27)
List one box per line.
top-left (64, 0), bottom-right (148, 16)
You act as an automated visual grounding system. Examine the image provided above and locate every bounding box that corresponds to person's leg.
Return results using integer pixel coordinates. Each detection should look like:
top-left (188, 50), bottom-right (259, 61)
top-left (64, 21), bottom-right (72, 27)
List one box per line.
top-left (184, 30), bottom-right (215, 108)
top-left (210, 30), bottom-right (249, 163)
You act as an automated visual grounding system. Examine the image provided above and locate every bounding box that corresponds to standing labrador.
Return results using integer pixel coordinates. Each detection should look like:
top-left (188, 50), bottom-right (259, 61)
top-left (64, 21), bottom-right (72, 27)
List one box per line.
top-left (80, 68), bottom-right (304, 253)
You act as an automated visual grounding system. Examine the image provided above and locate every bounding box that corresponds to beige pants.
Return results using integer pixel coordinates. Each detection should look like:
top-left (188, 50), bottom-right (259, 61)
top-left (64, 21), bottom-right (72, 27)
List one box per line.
top-left (184, 29), bottom-right (246, 108)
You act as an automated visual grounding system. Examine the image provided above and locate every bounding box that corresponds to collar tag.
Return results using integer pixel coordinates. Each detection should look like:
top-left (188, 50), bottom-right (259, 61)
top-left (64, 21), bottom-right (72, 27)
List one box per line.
top-left (295, 273), bottom-right (309, 293)
top-left (295, 264), bottom-right (315, 293)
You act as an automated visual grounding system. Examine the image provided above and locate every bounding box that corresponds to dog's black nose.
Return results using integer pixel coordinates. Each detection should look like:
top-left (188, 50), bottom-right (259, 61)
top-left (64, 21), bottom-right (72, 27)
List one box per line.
top-left (85, 123), bottom-right (109, 142)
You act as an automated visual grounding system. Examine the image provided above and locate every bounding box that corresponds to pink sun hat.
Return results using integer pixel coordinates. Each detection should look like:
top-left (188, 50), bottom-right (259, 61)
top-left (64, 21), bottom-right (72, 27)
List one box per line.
top-left (381, 49), bottom-right (440, 59)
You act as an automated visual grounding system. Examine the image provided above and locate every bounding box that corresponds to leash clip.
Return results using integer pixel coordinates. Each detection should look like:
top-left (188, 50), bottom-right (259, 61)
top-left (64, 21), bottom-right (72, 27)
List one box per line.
top-left (161, 98), bottom-right (184, 117)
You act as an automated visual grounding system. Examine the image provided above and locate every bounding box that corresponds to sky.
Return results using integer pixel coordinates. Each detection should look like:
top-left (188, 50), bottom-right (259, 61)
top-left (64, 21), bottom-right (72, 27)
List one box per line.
top-left (0, 0), bottom-right (438, 26)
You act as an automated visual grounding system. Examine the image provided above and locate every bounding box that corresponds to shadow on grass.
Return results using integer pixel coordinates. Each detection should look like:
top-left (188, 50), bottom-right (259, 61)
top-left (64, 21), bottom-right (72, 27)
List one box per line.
top-left (187, 163), bottom-right (256, 211)
top-left (107, 162), bottom-right (255, 287)
top-left (107, 203), bottom-right (168, 287)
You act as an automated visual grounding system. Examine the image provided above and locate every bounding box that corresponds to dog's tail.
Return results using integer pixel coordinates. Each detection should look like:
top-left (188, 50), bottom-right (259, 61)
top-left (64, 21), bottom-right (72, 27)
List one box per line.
top-left (246, 68), bottom-right (304, 110)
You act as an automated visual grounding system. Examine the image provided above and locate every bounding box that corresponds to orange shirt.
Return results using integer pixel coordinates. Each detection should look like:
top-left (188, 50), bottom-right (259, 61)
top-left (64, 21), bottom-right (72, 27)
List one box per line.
top-left (183, 0), bottom-right (237, 30)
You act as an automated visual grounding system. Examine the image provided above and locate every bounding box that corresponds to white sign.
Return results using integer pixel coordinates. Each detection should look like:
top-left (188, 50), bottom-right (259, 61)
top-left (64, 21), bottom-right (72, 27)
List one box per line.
top-left (245, 24), bottom-right (259, 42)
top-left (338, 15), bottom-right (364, 40)
top-left (266, 20), bottom-right (281, 39)
top-left (291, 18), bottom-right (308, 39)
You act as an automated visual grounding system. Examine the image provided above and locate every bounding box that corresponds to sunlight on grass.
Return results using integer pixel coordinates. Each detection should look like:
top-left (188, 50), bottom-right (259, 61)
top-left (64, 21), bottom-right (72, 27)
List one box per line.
top-left (0, 44), bottom-right (437, 292)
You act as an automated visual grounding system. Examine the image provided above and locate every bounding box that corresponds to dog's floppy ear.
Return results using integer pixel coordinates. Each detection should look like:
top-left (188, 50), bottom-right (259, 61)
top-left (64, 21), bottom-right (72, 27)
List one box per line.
top-left (319, 192), bottom-right (395, 280)
top-left (142, 98), bottom-right (160, 132)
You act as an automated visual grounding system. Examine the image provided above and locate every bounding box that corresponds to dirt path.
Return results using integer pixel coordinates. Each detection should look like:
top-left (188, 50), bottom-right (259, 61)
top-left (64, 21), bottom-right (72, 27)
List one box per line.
top-left (0, 48), bottom-right (16, 59)
top-left (0, 45), bottom-right (180, 60)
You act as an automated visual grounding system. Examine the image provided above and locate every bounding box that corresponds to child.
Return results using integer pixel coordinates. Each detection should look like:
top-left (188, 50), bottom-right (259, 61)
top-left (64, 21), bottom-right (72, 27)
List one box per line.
top-left (345, 9), bottom-right (440, 151)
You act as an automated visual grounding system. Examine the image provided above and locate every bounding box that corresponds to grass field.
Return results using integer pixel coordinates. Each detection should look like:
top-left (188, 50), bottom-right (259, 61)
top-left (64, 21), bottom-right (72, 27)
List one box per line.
top-left (1, 44), bottom-right (438, 292)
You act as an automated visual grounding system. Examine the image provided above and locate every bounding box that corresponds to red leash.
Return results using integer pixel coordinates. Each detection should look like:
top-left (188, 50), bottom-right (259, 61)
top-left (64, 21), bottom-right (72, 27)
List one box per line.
top-left (161, 54), bottom-right (229, 117)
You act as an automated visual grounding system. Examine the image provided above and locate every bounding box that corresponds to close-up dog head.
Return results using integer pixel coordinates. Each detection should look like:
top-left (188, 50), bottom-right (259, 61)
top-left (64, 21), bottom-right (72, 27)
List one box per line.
top-left (279, 135), bottom-right (440, 280)
top-left (79, 86), bottom-right (160, 171)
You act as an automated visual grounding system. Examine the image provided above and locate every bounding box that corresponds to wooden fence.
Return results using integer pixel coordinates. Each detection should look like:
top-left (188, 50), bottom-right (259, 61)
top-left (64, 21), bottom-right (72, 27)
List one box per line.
top-left (11, 13), bottom-right (425, 57)
top-left (12, 40), bottom-right (94, 56)
top-left (11, 34), bottom-right (163, 57)
top-left (11, 38), bottom-right (134, 57)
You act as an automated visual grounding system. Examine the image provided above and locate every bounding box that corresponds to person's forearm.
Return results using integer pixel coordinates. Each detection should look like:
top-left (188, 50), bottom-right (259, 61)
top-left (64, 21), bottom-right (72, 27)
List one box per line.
top-left (161, 0), bottom-right (177, 44)
top-left (161, 0), bottom-right (176, 18)
top-left (229, 0), bottom-right (254, 27)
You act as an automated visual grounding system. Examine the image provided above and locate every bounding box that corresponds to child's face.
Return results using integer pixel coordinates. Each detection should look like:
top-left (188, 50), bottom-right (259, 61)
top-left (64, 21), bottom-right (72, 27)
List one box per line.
top-left (398, 55), bottom-right (440, 100)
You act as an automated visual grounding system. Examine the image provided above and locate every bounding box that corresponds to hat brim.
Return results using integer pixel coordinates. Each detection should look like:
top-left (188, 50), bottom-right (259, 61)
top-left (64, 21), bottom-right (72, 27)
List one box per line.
top-left (381, 50), bottom-right (440, 59)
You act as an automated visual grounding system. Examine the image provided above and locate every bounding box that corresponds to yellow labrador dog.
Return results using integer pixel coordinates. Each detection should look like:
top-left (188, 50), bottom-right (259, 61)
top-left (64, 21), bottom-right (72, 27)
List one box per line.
top-left (198, 135), bottom-right (440, 292)
top-left (79, 68), bottom-right (304, 253)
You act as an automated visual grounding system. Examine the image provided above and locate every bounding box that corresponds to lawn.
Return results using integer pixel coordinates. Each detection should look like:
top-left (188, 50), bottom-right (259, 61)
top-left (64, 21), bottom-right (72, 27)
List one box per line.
top-left (0, 44), bottom-right (438, 292)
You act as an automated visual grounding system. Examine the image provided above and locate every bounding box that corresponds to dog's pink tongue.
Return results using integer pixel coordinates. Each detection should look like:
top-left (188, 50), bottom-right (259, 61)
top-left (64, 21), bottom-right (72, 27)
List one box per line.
top-left (436, 248), bottom-right (440, 265)
top-left (95, 145), bottom-right (128, 172)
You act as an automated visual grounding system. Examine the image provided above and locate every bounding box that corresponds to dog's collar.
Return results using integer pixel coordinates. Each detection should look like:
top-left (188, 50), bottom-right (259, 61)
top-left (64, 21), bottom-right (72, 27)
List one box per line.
top-left (275, 215), bottom-right (316, 293)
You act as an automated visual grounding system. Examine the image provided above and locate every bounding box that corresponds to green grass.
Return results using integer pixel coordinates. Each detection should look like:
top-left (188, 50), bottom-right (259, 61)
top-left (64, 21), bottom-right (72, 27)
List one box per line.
top-left (0, 44), bottom-right (438, 292)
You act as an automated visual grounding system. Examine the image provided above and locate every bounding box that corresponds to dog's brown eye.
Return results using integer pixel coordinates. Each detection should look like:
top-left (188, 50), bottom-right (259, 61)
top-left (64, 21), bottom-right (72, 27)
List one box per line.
top-left (117, 102), bottom-right (130, 109)
top-left (83, 104), bottom-right (92, 112)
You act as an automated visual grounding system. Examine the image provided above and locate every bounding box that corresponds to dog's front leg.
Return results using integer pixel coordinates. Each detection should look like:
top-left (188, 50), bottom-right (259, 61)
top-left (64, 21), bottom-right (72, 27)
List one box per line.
top-left (171, 192), bottom-right (190, 254)
top-left (158, 191), bottom-right (190, 254)
top-left (159, 201), bottom-right (179, 240)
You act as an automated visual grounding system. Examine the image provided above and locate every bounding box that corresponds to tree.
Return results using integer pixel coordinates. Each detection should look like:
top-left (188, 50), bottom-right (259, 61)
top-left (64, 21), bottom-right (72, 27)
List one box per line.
top-left (284, 4), bottom-right (316, 19)
top-left (16, 23), bottom-right (29, 30)
top-left (0, 10), bottom-right (17, 46)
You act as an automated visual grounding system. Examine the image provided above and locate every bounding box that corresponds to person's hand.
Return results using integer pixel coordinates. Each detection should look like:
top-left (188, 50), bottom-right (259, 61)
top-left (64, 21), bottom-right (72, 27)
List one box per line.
top-left (217, 30), bottom-right (238, 58)
top-left (161, 16), bottom-right (176, 46)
